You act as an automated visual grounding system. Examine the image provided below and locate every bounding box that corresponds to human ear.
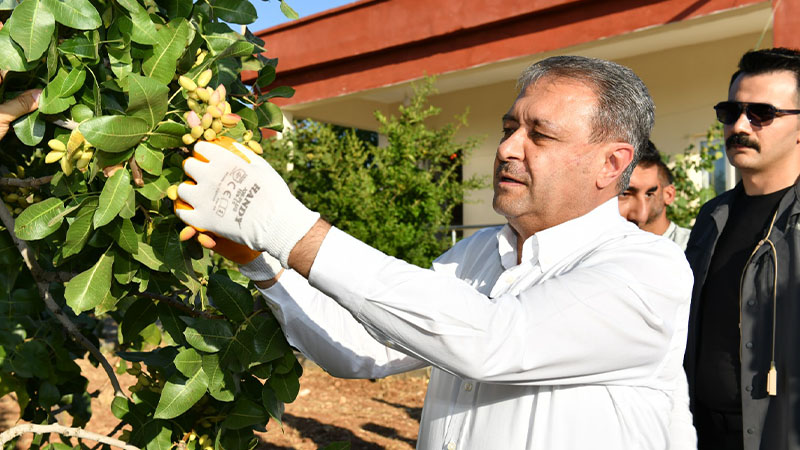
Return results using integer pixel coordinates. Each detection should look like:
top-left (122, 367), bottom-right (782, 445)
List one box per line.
top-left (663, 184), bottom-right (676, 205)
top-left (596, 144), bottom-right (634, 190)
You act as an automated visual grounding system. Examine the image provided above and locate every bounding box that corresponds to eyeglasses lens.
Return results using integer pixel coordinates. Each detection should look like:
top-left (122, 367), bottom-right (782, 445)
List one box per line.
top-left (715, 102), bottom-right (776, 125)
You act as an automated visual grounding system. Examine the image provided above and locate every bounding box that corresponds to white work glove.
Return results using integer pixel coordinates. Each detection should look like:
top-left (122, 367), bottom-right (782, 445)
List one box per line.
top-left (176, 138), bottom-right (319, 267)
top-left (238, 251), bottom-right (283, 281)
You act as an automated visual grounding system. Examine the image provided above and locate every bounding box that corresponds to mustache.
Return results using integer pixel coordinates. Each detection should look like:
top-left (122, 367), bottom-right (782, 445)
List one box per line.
top-left (495, 161), bottom-right (529, 182)
top-left (726, 133), bottom-right (760, 151)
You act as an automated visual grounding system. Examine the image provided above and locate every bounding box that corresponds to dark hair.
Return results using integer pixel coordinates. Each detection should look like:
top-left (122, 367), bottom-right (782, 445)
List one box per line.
top-left (518, 56), bottom-right (655, 192)
top-left (730, 48), bottom-right (800, 100)
top-left (636, 140), bottom-right (674, 185)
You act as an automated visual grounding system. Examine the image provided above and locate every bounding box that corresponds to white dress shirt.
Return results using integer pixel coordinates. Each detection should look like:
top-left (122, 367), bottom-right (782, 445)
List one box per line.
top-left (260, 198), bottom-right (693, 450)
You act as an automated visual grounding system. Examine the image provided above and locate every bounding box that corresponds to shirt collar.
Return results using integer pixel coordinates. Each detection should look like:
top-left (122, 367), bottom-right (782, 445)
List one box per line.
top-left (663, 221), bottom-right (676, 237)
top-left (495, 197), bottom-right (625, 271)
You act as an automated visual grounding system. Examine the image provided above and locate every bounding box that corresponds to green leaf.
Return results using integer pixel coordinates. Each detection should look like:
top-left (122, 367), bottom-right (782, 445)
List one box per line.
top-left (80, 115), bottom-right (149, 153)
top-left (174, 347), bottom-right (202, 378)
top-left (146, 121), bottom-right (186, 149)
top-left (136, 174), bottom-right (169, 201)
top-left (255, 65), bottom-right (276, 89)
top-left (7, 0), bottom-right (55, 62)
top-left (203, 353), bottom-right (234, 402)
top-left (251, 314), bottom-right (290, 364)
top-left (64, 250), bottom-right (113, 313)
top-left (279, 0), bottom-right (299, 20)
top-left (111, 396), bottom-right (131, 420)
top-left (256, 102), bottom-right (283, 131)
top-left (221, 397), bottom-right (266, 430)
top-left (208, 273), bottom-right (253, 323)
top-left (38, 92), bottom-right (75, 114)
top-left (42, 0), bottom-right (101, 29)
top-left (261, 385), bottom-right (284, 425)
top-left (259, 86), bottom-right (295, 101)
top-left (153, 369), bottom-right (208, 419)
top-left (156, 0), bottom-right (192, 18)
top-left (95, 282), bottom-right (128, 315)
top-left (57, 68), bottom-right (86, 98)
top-left (71, 104), bottom-right (94, 123)
top-left (132, 242), bottom-right (168, 272)
top-left (120, 298), bottom-right (158, 344)
top-left (211, 0), bottom-right (256, 25)
top-left (125, 74), bottom-right (169, 129)
top-left (268, 368), bottom-right (300, 403)
top-left (134, 144), bottom-right (163, 176)
top-left (14, 197), bottom-right (65, 240)
top-left (183, 317), bottom-right (233, 353)
top-left (108, 218), bottom-right (139, 254)
top-left (119, 185), bottom-right (136, 219)
top-left (94, 168), bottom-right (132, 228)
top-left (112, 251), bottom-right (138, 284)
top-left (157, 302), bottom-right (186, 346)
top-left (63, 197), bottom-right (98, 258)
top-left (115, 0), bottom-right (158, 45)
top-left (59, 30), bottom-right (99, 59)
top-left (12, 110), bottom-right (44, 146)
top-left (95, 149), bottom-right (135, 170)
top-left (320, 443), bottom-right (351, 450)
top-left (142, 19), bottom-right (190, 84)
top-left (0, 27), bottom-right (31, 71)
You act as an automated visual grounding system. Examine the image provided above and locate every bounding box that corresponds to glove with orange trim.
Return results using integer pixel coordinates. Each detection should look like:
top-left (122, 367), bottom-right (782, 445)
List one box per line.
top-left (175, 137), bottom-right (319, 267)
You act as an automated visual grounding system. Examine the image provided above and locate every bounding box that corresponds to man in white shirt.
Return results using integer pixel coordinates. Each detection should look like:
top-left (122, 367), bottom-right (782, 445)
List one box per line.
top-left (176, 56), bottom-right (693, 450)
top-left (619, 140), bottom-right (692, 250)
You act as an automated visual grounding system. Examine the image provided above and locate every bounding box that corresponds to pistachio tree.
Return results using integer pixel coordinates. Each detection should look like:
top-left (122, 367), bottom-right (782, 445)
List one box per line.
top-left (0, 0), bottom-right (304, 448)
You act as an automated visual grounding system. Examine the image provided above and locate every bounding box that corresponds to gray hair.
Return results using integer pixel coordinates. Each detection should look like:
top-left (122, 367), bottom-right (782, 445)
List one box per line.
top-left (517, 55), bottom-right (655, 191)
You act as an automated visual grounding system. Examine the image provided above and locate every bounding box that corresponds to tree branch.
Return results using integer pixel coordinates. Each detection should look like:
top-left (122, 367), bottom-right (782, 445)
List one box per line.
top-left (0, 175), bottom-right (54, 189)
top-left (0, 423), bottom-right (138, 449)
top-left (0, 203), bottom-right (128, 399)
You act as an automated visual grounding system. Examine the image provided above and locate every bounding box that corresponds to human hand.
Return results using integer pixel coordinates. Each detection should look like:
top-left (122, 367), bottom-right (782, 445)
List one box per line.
top-left (176, 136), bottom-right (319, 267)
top-left (177, 226), bottom-right (282, 281)
top-left (0, 72), bottom-right (40, 141)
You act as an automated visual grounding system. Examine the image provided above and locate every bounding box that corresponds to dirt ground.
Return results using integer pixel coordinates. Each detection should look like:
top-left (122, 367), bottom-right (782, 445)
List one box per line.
top-left (0, 356), bottom-right (428, 450)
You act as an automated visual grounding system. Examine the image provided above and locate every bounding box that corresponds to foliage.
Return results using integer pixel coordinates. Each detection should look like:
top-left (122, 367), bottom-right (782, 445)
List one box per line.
top-left (0, 0), bottom-right (304, 448)
top-left (266, 79), bottom-right (487, 268)
top-left (667, 122), bottom-right (725, 228)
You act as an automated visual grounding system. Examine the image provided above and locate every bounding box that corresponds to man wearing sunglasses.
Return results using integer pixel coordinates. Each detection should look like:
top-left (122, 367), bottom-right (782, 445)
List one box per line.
top-left (684, 47), bottom-right (800, 450)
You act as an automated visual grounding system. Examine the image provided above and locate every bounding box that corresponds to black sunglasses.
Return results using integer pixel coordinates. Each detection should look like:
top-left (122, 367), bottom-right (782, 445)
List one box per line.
top-left (714, 101), bottom-right (800, 125)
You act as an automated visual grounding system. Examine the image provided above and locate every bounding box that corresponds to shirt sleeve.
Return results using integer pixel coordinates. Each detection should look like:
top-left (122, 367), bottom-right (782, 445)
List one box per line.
top-left (308, 227), bottom-right (693, 386)
top-left (258, 269), bottom-right (428, 379)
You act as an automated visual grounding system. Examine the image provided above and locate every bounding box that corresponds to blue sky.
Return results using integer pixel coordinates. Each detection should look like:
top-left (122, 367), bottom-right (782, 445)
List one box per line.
top-left (250, 0), bottom-right (357, 33)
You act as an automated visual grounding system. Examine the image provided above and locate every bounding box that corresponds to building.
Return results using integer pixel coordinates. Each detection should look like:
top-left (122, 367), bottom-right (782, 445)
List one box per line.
top-left (251, 0), bottom-right (798, 229)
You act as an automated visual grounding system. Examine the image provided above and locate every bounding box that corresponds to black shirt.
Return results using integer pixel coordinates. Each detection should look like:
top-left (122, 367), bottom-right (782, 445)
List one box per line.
top-left (695, 185), bottom-right (790, 413)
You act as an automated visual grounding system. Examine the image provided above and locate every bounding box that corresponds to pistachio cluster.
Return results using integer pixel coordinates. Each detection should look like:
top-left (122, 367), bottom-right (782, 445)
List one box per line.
top-left (179, 71), bottom-right (262, 154)
top-left (44, 129), bottom-right (93, 176)
top-left (1, 166), bottom-right (42, 216)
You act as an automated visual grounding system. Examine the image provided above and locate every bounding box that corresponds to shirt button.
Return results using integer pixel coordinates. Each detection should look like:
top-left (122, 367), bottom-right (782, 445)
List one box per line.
top-left (447, 442), bottom-right (457, 450)
top-left (747, 299), bottom-right (756, 307)
top-left (745, 341), bottom-right (753, 349)
top-left (747, 428), bottom-right (755, 435)
top-left (464, 382), bottom-right (473, 392)
top-left (745, 385), bottom-right (753, 392)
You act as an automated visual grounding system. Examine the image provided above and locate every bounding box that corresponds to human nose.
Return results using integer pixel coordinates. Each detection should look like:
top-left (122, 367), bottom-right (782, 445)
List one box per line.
top-left (729, 106), bottom-right (754, 134)
top-left (496, 129), bottom-right (525, 162)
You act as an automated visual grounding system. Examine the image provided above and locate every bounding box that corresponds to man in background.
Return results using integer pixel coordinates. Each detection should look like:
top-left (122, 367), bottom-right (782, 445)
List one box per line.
top-left (619, 141), bottom-right (691, 249)
top-left (685, 47), bottom-right (800, 450)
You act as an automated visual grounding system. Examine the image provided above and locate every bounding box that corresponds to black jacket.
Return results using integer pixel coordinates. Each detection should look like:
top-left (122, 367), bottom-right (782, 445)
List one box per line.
top-left (684, 180), bottom-right (800, 450)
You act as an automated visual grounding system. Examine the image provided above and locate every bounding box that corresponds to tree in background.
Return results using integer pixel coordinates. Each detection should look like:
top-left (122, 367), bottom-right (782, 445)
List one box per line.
top-left (0, 0), bottom-right (309, 448)
top-left (266, 78), bottom-right (487, 268)
top-left (667, 122), bottom-right (725, 228)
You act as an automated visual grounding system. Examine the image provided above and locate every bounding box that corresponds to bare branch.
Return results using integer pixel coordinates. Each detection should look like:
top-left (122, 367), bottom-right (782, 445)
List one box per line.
top-left (0, 175), bottom-right (54, 189)
top-left (0, 423), bottom-right (138, 449)
top-left (0, 203), bottom-right (128, 399)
